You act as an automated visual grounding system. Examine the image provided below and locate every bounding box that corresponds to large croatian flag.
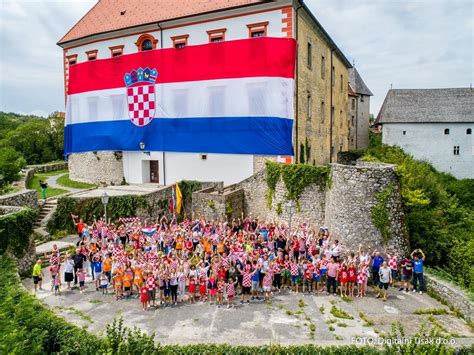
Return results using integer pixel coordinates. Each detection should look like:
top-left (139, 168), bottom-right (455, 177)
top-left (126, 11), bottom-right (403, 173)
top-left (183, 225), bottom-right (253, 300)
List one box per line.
top-left (64, 37), bottom-right (296, 156)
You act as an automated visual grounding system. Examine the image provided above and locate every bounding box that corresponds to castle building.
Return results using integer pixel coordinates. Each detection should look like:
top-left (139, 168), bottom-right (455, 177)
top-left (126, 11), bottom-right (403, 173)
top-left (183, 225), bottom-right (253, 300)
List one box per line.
top-left (58, 0), bottom-right (352, 185)
top-left (347, 67), bottom-right (373, 150)
top-left (377, 88), bottom-right (473, 179)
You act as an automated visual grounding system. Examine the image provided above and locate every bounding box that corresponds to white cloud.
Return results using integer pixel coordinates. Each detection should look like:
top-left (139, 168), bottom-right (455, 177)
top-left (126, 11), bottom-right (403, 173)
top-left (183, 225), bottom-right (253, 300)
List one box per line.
top-left (0, 0), bottom-right (472, 116)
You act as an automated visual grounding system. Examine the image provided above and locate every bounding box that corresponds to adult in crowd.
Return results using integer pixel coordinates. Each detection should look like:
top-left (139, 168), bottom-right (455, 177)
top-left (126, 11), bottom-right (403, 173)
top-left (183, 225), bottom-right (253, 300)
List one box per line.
top-left (72, 248), bottom-right (87, 287)
top-left (371, 250), bottom-right (384, 286)
top-left (32, 259), bottom-right (43, 292)
top-left (411, 248), bottom-right (426, 294)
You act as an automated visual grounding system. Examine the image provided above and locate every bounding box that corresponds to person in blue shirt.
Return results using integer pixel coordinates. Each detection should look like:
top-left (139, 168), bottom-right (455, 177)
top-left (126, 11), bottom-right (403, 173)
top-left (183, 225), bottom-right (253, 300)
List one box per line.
top-left (91, 256), bottom-right (103, 291)
top-left (371, 250), bottom-right (384, 286)
top-left (411, 248), bottom-right (426, 294)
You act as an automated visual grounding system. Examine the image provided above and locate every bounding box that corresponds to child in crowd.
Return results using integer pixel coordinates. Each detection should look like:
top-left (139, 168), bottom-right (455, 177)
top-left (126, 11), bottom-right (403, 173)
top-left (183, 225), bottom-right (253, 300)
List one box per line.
top-left (140, 282), bottom-right (149, 311)
top-left (226, 277), bottom-right (237, 308)
top-left (77, 268), bottom-right (86, 294)
top-left (188, 275), bottom-right (196, 303)
top-left (100, 273), bottom-right (108, 294)
top-left (339, 263), bottom-right (349, 297)
top-left (357, 262), bottom-right (368, 298)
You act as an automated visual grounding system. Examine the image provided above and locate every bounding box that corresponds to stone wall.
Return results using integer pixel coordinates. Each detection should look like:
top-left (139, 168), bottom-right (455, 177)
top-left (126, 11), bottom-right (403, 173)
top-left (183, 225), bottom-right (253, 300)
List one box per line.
top-left (425, 272), bottom-right (473, 322)
top-left (238, 169), bottom-right (326, 227)
top-left (0, 190), bottom-right (39, 212)
top-left (68, 151), bottom-right (124, 185)
top-left (325, 162), bottom-right (409, 254)
top-left (253, 155), bottom-right (277, 174)
top-left (28, 161), bottom-right (68, 173)
top-left (135, 186), bottom-right (173, 220)
top-left (0, 205), bottom-right (22, 215)
top-left (8, 236), bottom-right (36, 276)
top-left (192, 186), bottom-right (244, 221)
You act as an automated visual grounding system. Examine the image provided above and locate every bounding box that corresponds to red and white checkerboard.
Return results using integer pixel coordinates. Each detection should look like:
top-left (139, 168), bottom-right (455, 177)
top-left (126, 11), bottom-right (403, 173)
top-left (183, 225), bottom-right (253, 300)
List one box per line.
top-left (127, 84), bottom-right (156, 127)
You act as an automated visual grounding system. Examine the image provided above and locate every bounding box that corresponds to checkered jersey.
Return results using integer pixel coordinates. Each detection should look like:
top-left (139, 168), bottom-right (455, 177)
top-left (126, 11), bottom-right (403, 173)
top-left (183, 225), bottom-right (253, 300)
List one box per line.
top-left (127, 85), bottom-right (155, 127)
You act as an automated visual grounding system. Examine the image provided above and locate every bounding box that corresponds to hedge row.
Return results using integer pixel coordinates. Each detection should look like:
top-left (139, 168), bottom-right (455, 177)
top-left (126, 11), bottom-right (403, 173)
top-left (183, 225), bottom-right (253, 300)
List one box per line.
top-left (0, 207), bottom-right (35, 257)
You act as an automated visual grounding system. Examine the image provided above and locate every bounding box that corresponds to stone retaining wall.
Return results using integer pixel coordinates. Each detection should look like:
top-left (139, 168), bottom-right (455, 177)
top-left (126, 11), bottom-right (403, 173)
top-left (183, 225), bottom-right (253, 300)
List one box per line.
top-left (325, 162), bottom-right (409, 254)
top-left (28, 161), bottom-right (68, 173)
top-left (68, 152), bottom-right (124, 185)
top-left (135, 186), bottom-right (173, 220)
top-left (0, 205), bottom-right (22, 215)
top-left (192, 186), bottom-right (244, 221)
top-left (0, 190), bottom-right (39, 212)
top-left (425, 273), bottom-right (473, 322)
top-left (238, 169), bottom-right (326, 227)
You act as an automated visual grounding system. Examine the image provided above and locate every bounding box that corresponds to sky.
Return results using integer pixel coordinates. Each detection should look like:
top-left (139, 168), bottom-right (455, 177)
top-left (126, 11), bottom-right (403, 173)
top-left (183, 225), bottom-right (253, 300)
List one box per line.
top-left (0, 0), bottom-right (472, 117)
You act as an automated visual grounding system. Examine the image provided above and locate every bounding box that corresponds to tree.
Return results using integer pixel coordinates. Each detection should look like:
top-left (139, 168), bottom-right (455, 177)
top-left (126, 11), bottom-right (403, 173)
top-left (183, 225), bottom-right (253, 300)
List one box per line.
top-left (0, 148), bottom-right (26, 183)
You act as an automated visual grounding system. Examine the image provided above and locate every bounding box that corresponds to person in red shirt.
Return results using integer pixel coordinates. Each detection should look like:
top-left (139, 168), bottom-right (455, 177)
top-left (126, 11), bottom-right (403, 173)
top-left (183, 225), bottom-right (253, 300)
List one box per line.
top-left (348, 261), bottom-right (357, 297)
top-left (339, 263), bottom-right (349, 297)
top-left (71, 214), bottom-right (85, 239)
top-left (140, 283), bottom-right (149, 311)
top-left (188, 276), bottom-right (196, 303)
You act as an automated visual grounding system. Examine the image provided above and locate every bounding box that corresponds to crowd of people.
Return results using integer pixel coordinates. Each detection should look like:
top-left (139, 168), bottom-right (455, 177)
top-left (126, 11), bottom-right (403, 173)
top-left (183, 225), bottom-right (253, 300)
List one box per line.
top-left (32, 214), bottom-right (426, 310)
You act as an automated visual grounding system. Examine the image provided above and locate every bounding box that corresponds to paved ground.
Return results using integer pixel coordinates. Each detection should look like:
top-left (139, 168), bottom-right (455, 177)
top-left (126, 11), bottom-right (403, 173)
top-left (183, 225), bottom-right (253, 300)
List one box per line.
top-left (36, 235), bottom-right (78, 255)
top-left (23, 269), bottom-right (474, 347)
top-left (46, 173), bottom-right (82, 193)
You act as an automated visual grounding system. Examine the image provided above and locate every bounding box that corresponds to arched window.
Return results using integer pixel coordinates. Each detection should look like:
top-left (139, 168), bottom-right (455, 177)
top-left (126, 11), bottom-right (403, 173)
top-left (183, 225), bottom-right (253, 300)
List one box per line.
top-left (135, 34), bottom-right (157, 51)
top-left (444, 128), bottom-right (450, 135)
top-left (467, 128), bottom-right (472, 135)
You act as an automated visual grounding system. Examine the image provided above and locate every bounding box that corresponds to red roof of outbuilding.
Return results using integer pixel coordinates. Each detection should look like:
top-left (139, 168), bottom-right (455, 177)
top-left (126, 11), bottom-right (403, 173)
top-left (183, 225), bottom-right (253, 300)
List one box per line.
top-left (58, 0), bottom-right (267, 45)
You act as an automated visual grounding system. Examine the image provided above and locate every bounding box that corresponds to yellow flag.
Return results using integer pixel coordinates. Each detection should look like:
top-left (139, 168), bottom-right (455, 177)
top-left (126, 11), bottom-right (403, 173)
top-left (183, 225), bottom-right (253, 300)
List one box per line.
top-left (176, 183), bottom-right (183, 214)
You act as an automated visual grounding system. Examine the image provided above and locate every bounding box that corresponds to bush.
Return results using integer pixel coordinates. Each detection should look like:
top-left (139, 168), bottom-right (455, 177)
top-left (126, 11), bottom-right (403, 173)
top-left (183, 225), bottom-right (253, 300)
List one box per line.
top-left (48, 195), bottom-right (151, 234)
top-left (363, 145), bottom-right (474, 290)
top-left (0, 147), bottom-right (26, 183)
top-left (0, 207), bottom-right (35, 257)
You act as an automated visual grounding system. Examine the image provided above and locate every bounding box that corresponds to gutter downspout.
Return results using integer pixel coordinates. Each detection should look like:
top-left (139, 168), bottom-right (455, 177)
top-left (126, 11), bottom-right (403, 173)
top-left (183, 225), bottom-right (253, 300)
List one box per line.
top-left (329, 48), bottom-right (335, 163)
top-left (295, 3), bottom-right (303, 163)
top-left (157, 22), bottom-right (166, 185)
top-left (355, 94), bottom-right (359, 149)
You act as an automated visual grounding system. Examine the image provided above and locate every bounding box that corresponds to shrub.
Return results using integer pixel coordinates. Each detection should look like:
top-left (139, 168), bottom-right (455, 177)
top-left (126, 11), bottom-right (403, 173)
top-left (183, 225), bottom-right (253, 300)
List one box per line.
top-left (0, 207), bottom-right (35, 257)
top-left (0, 147), bottom-right (26, 183)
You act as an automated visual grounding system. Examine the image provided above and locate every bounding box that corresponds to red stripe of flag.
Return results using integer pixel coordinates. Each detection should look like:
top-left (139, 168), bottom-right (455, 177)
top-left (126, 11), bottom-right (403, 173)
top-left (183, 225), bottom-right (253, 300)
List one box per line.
top-left (68, 37), bottom-right (296, 95)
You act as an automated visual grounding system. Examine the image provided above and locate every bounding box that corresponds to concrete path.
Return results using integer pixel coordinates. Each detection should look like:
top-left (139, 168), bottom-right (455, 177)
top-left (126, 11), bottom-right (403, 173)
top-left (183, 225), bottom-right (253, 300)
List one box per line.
top-left (47, 173), bottom-right (82, 192)
top-left (35, 235), bottom-right (77, 255)
top-left (23, 269), bottom-right (474, 347)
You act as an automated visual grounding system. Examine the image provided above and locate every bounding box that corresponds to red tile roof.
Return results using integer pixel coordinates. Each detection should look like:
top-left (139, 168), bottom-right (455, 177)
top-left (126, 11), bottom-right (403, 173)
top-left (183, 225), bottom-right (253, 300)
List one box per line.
top-left (58, 0), bottom-right (267, 45)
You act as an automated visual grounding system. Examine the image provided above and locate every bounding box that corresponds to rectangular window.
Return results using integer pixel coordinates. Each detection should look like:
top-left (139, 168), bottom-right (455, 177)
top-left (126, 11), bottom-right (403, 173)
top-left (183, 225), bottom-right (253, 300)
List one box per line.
top-left (307, 92), bottom-right (312, 121)
top-left (208, 86), bottom-right (225, 117)
top-left (351, 116), bottom-right (354, 126)
top-left (247, 83), bottom-right (267, 116)
top-left (207, 28), bottom-right (226, 43)
top-left (360, 95), bottom-right (364, 102)
top-left (340, 74), bottom-right (343, 93)
top-left (453, 146), bottom-right (460, 155)
top-left (321, 56), bottom-right (326, 79)
top-left (247, 22), bottom-right (268, 38)
top-left (109, 45), bottom-right (124, 57)
top-left (351, 98), bottom-right (356, 110)
top-left (66, 54), bottom-right (77, 65)
top-left (403, 130), bottom-right (406, 135)
top-left (307, 42), bottom-right (312, 69)
top-left (173, 89), bottom-right (188, 117)
top-left (320, 101), bottom-right (325, 123)
top-left (86, 50), bottom-right (98, 61)
top-left (171, 35), bottom-right (189, 48)
top-left (331, 66), bottom-right (335, 86)
top-left (340, 110), bottom-right (343, 128)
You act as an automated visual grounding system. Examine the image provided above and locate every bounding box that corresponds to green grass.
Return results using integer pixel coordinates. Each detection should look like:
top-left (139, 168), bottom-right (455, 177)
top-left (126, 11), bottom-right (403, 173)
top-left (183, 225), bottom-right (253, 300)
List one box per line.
top-left (358, 312), bottom-right (375, 327)
top-left (328, 325), bottom-right (335, 332)
top-left (56, 173), bottom-right (96, 189)
top-left (330, 306), bottom-right (354, 320)
top-left (319, 305), bottom-right (325, 314)
top-left (0, 184), bottom-right (19, 195)
top-left (298, 299), bottom-right (307, 308)
top-left (337, 322), bottom-right (348, 328)
top-left (27, 169), bottom-right (68, 199)
top-left (413, 308), bottom-right (449, 315)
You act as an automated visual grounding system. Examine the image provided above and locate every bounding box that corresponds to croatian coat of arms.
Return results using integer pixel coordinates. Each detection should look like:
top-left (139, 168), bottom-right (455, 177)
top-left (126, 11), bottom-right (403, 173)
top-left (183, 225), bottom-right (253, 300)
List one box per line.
top-left (123, 67), bottom-right (158, 127)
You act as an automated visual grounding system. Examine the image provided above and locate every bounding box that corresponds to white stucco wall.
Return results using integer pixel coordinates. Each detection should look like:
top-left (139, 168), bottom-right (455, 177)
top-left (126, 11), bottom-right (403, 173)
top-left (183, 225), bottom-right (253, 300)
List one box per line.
top-left (382, 122), bottom-right (474, 179)
top-left (66, 5), bottom-right (291, 186)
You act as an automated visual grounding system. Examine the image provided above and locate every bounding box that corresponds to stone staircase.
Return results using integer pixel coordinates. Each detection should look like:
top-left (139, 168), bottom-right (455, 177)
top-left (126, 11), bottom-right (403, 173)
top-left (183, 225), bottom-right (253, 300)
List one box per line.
top-left (33, 199), bottom-right (57, 244)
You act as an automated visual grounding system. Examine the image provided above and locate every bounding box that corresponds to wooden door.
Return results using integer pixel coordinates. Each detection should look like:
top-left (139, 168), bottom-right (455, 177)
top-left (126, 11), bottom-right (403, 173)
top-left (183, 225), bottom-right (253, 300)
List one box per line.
top-left (150, 160), bottom-right (159, 183)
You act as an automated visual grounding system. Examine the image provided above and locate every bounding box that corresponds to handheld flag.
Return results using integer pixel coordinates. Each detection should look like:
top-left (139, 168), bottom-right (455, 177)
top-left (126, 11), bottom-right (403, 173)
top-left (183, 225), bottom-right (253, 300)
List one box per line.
top-left (176, 183), bottom-right (183, 214)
